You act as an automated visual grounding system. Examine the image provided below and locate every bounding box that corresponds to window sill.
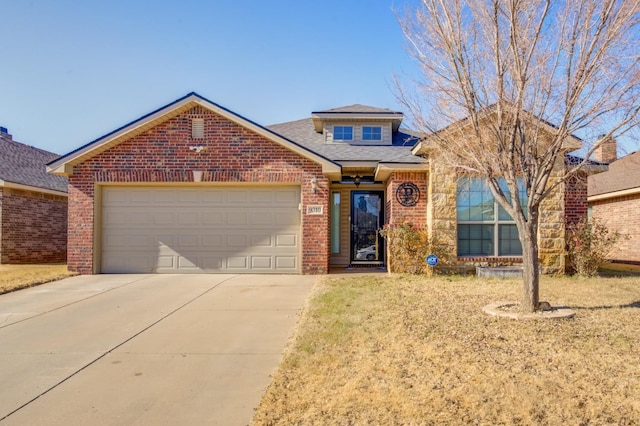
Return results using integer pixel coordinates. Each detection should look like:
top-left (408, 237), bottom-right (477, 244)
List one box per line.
top-left (457, 256), bottom-right (523, 263)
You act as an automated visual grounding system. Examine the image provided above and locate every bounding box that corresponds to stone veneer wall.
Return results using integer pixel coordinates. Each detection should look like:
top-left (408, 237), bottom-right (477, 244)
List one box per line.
top-left (427, 154), bottom-right (566, 274)
top-left (537, 158), bottom-right (566, 274)
top-left (427, 158), bottom-right (458, 262)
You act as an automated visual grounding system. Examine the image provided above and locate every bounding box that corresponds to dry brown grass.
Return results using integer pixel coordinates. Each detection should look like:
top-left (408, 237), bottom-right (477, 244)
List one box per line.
top-left (253, 274), bottom-right (640, 425)
top-left (0, 264), bottom-right (77, 294)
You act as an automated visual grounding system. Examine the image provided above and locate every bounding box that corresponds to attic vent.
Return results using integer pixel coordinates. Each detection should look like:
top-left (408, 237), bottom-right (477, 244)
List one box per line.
top-left (192, 118), bottom-right (204, 138)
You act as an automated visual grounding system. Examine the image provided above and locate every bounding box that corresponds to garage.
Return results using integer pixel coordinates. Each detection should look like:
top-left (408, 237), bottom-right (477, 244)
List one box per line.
top-left (100, 186), bottom-right (301, 273)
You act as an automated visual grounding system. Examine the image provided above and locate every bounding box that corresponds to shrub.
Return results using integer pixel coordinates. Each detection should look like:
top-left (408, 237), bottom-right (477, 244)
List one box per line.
top-left (566, 218), bottom-right (628, 277)
top-left (380, 222), bottom-right (454, 274)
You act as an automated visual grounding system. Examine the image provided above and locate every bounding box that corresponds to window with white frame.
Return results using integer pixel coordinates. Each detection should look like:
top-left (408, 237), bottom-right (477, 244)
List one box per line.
top-left (330, 192), bottom-right (341, 253)
top-left (333, 126), bottom-right (353, 141)
top-left (362, 126), bottom-right (382, 141)
top-left (456, 177), bottom-right (527, 256)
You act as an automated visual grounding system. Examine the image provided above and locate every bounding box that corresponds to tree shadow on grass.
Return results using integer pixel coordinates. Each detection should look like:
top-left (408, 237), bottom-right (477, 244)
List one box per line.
top-left (571, 301), bottom-right (640, 311)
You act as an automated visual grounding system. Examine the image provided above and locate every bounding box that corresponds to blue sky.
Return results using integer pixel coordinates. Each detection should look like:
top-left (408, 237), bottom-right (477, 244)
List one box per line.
top-left (0, 0), bottom-right (416, 154)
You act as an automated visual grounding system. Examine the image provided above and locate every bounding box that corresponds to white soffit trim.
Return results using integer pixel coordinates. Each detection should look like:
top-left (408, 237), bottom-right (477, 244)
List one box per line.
top-left (588, 186), bottom-right (640, 202)
top-left (375, 162), bottom-right (429, 181)
top-left (0, 180), bottom-right (68, 197)
top-left (337, 161), bottom-right (380, 168)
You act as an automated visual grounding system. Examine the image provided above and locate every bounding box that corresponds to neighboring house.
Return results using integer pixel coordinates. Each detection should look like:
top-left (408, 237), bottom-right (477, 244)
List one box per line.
top-left (588, 141), bottom-right (640, 264)
top-left (0, 127), bottom-right (68, 263)
top-left (48, 93), bottom-right (587, 275)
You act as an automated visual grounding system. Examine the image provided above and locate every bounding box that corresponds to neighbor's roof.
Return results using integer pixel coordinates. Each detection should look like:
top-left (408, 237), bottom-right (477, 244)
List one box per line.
top-left (0, 133), bottom-right (68, 194)
top-left (267, 117), bottom-right (425, 164)
top-left (48, 92), bottom-right (342, 178)
top-left (588, 150), bottom-right (640, 199)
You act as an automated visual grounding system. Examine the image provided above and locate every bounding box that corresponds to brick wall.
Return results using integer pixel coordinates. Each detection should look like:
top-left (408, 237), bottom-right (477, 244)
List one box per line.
top-left (0, 187), bottom-right (67, 264)
top-left (68, 106), bottom-right (329, 274)
top-left (564, 172), bottom-right (588, 228)
top-left (385, 172), bottom-right (428, 226)
top-left (385, 172), bottom-right (428, 272)
top-left (591, 192), bottom-right (640, 263)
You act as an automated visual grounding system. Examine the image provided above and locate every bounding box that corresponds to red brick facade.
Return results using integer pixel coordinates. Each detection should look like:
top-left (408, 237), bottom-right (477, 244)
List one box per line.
top-left (60, 95), bottom-right (595, 275)
top-left (0, 187), bottom-right (67, 264)
top-left (67, 106), bottom-right (330, 274)
top-left (564, 172), bottom-right (589, 228)
top-left (590, 193), bottom-right (640, 263)
top-left (385, 172), bottom-right (428, 227)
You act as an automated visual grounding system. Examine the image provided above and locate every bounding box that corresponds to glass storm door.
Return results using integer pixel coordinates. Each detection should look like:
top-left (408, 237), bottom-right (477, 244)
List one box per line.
top-left (350, 191), bottom-right (384, 263)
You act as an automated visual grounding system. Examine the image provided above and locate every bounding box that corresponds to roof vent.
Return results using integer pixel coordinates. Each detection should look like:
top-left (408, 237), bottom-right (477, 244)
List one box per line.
top-left (192, 118), bottom-right (204, 139)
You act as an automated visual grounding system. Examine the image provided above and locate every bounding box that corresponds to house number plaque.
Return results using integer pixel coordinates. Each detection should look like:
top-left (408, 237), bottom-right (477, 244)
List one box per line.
top-left (396, 182), bottom-right (420, 207)
top-left (306, 205), bottom-right (324, 215)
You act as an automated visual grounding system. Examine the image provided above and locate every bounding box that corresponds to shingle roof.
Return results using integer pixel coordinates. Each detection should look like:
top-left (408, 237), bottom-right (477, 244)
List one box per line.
top-left (588, 150), bottom-right (640, 196)
top-left (0, 134), bottom-right (68, 193)
top-left (48, 92), bottom-right (341, 179)
top-left (312, 104), bottom-right (402, 114)
top-left (267, 118), bottom-right (425, 164)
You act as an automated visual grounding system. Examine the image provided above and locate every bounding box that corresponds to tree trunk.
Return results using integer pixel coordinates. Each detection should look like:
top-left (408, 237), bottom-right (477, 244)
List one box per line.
top-left (520, 226), bottom-right (540, 313)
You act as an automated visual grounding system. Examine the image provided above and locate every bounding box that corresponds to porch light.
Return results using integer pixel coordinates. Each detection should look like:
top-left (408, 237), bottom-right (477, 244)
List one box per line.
top-left (354, 175), bottom-right (362, 188)
top-left (310, 177), bottom-right (318, 193)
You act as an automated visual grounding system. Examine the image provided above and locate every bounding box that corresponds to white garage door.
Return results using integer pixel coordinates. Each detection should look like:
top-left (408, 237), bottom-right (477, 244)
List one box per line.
top-left (101, 186), bottom-right (301, 273)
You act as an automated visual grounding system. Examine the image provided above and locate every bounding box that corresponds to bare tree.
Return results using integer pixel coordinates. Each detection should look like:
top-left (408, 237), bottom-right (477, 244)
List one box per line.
top-left (396, 0), bottom-right (640, 312)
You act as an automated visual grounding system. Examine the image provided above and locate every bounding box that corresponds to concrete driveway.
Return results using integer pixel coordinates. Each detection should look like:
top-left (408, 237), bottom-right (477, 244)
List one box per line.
top-left (0, 274), bottom-right (316, 425)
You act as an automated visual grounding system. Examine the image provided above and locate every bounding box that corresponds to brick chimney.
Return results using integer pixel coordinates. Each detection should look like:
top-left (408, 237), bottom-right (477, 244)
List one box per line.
top-left (0, 126), bottom-right (11, 141)
top-left (593, 135), bottom-right (617, 163)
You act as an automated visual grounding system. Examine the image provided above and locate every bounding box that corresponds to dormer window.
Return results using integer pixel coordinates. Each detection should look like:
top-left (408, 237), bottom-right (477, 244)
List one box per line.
top-left (333, 126), bottom-right (353, 141)
top-left (362, 126), bottom-right (382, 141)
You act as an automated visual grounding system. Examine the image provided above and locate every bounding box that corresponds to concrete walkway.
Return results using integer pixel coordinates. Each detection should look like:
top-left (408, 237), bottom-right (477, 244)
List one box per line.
top-left (0, 274), bottom-right (316, 425)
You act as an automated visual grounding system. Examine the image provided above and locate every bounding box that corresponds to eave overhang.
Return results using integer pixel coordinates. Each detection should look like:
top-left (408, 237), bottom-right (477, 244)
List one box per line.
top-left (411, 106), bottom-right (583, 156)
top-left (412, 134), bottom-right (582, 157)
top-left (0, 179), bottom-right (68, 197)
top-left (588, 186), bottom-right (640, 202)
top-left (311, 112), bottom-right (404, 133)
top-left (47, 92), bottom-right (342, 179)
top-left (374, 162), bottom-right (430, 181)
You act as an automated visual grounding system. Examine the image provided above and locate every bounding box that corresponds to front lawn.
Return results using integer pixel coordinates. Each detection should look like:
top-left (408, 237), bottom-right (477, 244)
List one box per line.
top-left (0, 264), bottom-right (77, 294)
top-left (253, 274), bottom-right (640, 425)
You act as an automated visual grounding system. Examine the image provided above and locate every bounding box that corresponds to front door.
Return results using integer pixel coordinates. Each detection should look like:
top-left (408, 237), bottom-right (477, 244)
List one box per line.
top-left (350, 191), bottom-right (384, 263)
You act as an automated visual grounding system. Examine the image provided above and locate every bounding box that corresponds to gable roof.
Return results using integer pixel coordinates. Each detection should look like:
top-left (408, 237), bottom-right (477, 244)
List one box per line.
top-left (311, 104), bottom-right (404, 132)
top-left (0, 133), bottom-right (68, 194)
top-left (588, 150), bottom-right (640, 199)
top-left (313, 104), bottom-right (402, 114)
top-left (47, 92), bottom-right (341, 178)
top-left (412, 103), bottom-right (583, 155)
top-left (267, 117), bottom-right (425, 165)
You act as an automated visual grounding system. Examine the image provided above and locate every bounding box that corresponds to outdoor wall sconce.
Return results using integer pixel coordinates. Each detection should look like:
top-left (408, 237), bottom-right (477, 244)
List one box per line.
top-left (189, 145), bottom-right (206, 153)
top-left (310, 177), bottom-right (318, 193)
top-left (193, 170), bottom-right (203, 182)
top-left (353, 175), bottom-right (362, 188)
